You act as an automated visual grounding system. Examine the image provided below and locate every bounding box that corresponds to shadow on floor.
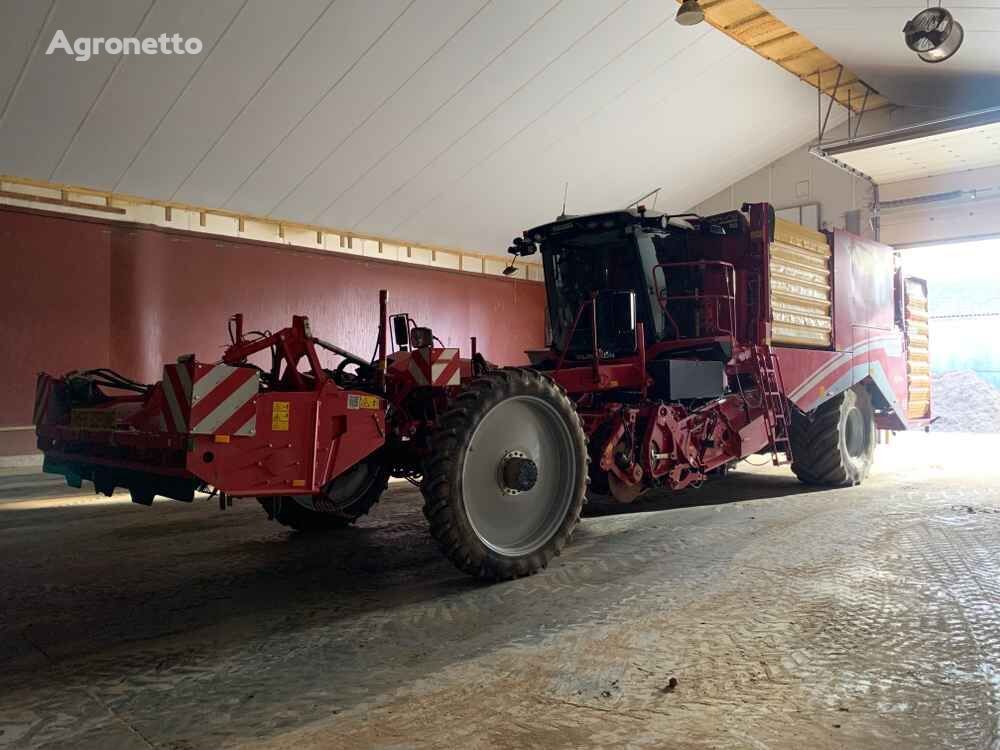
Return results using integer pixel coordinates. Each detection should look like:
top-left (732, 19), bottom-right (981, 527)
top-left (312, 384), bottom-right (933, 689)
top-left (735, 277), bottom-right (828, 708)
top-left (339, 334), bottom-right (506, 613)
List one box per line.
top-left (0, 466), bottom-right (832, 683)
top-left (584, 467), bottom-right (826, 517)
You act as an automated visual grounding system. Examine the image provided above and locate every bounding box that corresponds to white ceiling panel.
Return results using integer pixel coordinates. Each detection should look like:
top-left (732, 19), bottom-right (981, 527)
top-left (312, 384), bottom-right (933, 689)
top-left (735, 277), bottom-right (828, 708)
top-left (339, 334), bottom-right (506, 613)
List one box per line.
top-left (224, 0), bottom-right (488, 216)
top-left (172, 0), bottom-right (411, 207)
top-left (327, 0), bottom-right (678, 231)
top-left (338, 0), bottom-right (681, 234)
top-left (0, 0), bottom-right (53, 119)
top-left (0, 0), bottom-right (846, 257)
top-left (51, 0), bottom-right (245, 188)
top-left (0, 0), bottom-right (154, 178)
top-left (398, 38), bottom-right (823, 251)
top-left (279, 0), bottom-right (560, 225)
top-left (115, 0), bottom-right (332, 198)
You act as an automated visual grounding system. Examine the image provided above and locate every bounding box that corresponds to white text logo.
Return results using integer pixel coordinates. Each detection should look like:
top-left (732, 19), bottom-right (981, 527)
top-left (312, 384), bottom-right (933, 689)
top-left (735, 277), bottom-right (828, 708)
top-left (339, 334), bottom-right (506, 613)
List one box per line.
top-left (46, 30), bottom-right (203, 62)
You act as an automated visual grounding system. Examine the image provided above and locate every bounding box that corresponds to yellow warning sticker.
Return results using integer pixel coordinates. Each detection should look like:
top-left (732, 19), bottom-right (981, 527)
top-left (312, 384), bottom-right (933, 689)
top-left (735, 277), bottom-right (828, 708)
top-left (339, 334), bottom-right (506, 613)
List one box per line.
top-left (271, 401), bottom-right (290, 431)
top-left (348, 394), bottom-right (381, 410)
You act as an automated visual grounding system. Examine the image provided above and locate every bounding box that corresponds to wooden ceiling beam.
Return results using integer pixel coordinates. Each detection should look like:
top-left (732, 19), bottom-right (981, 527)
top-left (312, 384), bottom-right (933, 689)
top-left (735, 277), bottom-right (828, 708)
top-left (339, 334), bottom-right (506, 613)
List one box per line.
top-left (677, 0), bottom-right (889, 114)
top-left (777, 46), bottom-right (820, 65)
top-left (699, 0), bottom-right (739, 11)
top-left (724, 11), bottom-right (769, 32)
top-left (752, 31), bottom-right (799, 51)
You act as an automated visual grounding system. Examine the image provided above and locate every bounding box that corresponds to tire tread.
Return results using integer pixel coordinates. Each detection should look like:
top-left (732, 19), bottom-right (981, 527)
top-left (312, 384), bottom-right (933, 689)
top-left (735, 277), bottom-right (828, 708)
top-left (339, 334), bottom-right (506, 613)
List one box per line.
top-left (790, 385), bottom-right (875, 487)
top-left (421, 367), bottom-right (588, 581)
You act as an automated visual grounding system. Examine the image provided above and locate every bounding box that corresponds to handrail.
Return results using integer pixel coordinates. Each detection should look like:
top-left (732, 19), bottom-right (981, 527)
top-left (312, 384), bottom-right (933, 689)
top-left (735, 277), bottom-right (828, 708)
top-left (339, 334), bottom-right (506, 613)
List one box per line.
top-left (553, 296), bottom-right (648, 392)
top-left (652, 261), bottom-right (737, 345)
top-left (554, 294), bottom-right (600, 384)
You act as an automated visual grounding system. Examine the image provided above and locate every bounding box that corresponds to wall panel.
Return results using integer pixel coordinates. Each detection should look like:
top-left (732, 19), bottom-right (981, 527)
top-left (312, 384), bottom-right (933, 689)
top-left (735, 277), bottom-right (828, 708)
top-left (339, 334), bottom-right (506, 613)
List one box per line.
top-left (0, 209), bottom-right (112, 455)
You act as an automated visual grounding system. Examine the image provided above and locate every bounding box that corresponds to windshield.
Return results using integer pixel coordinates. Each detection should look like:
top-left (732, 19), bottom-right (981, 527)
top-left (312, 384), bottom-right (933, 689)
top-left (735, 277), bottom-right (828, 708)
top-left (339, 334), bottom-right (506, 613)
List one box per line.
top-left (542, 229), bottom-right (650, 355)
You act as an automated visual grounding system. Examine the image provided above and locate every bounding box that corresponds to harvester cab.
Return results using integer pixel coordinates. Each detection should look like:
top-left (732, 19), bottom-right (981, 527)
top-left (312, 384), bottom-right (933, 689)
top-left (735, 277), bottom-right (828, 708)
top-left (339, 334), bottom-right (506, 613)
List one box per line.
top-left (512, 207), bottom-right (744, 377)
top-left (513, 210), bottom-right (659, 360)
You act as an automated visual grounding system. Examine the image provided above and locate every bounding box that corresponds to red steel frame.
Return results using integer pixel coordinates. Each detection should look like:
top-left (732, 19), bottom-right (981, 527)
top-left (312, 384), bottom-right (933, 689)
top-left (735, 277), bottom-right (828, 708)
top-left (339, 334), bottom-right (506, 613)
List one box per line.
top-left (34, 291), bottom-right (471, 503)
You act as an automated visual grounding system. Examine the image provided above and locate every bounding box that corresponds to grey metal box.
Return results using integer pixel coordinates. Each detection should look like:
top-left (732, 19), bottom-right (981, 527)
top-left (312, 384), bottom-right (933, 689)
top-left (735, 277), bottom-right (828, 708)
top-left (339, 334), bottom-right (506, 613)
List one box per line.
top-left (666, 360), bottom-right (726, 400)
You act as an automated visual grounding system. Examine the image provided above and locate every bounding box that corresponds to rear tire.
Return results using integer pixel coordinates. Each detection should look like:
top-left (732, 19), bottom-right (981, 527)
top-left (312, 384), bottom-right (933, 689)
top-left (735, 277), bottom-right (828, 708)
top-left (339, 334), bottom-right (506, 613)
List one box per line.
top-left (790, 385), bottom-right (875, 486)
top-left (258, 496), bottom-right (354, 531)
top-left (421, 368), bottom-right (588, 581)
top-left (259, 457), bottom-right (388, 531)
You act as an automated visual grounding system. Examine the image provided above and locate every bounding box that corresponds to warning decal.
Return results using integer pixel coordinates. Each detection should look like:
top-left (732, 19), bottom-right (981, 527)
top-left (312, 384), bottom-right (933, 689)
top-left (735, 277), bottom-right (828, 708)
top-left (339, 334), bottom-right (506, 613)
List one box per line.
top-left (348, 394), bottom-right (380, 410)
top-left (271, 401), bottom-right (290, 431)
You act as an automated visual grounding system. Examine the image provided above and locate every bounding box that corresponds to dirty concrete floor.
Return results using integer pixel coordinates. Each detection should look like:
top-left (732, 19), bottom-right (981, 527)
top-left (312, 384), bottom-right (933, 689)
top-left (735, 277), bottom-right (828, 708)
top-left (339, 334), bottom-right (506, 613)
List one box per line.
top-left (1, 432), bottom-right (998, 749)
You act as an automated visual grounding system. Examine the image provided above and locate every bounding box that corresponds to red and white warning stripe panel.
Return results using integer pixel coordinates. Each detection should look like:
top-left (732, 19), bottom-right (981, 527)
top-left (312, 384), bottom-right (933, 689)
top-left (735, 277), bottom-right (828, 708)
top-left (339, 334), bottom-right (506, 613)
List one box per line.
top-left (161, 360), bottom-right (194, 433)
top-left (33, 373), bottom-right (54, 425)
top-left (408, 348), bottom-right (461, 386)
top-left (189, 364), bottom-right (259, 436)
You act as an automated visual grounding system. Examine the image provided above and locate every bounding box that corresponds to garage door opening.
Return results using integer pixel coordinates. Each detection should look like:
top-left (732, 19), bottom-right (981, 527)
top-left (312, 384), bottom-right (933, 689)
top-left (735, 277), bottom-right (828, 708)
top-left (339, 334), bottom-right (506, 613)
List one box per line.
top-left (900, 237), bottom-right (1000, 433)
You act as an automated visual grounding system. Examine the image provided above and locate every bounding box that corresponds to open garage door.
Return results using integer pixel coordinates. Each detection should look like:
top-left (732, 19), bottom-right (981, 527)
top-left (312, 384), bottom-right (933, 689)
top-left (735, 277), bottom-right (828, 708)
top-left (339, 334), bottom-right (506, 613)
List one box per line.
top-left (901, 238), bottom-right (1000, 434)
top-left (815, 107), bottom-right (1000, 248)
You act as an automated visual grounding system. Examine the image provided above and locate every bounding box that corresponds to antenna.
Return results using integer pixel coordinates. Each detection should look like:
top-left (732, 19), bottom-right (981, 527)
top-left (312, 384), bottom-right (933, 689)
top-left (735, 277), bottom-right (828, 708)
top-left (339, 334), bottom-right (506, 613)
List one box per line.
top-left (559, 182), bottom-right (569, 218)
top-left (626, 187), bottom-right (662, 210)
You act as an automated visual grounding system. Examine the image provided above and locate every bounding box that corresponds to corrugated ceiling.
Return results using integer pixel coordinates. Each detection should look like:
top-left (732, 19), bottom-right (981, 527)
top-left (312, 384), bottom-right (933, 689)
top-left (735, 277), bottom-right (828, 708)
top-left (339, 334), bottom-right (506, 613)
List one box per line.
top-left (0, 0), bottom-right (833, 256)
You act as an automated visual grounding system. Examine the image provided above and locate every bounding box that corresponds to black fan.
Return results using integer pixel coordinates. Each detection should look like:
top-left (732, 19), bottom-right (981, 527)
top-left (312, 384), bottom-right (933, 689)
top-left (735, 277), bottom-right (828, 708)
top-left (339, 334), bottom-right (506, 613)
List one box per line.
top-left (903, 7), bottom-right (964, 63)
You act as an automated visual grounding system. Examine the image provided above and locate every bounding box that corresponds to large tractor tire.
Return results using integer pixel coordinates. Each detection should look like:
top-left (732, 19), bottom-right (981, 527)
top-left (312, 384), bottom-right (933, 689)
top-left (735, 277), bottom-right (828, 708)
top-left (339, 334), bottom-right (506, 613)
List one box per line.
top-left (259, 455), bottom-right (389, 531)
top-left (790, 385), bottom-right (876, 487)
top-left (422, 368), bottom-right (588, 581)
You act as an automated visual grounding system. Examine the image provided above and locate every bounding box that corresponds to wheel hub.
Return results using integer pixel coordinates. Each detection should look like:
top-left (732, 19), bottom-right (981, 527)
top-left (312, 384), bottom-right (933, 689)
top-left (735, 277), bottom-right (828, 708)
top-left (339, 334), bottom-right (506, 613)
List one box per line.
top-left (498, 450), bottom-right (538, 495)
top-left (462, 395), bottom-right (578, 557)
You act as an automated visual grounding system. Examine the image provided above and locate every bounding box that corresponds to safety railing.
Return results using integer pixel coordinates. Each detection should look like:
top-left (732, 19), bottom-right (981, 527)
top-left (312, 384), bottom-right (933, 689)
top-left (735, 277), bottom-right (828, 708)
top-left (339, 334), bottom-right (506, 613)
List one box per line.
top-left (652, 261), bottom-right (737, 344)
top-left (552, 293), bottom-right (646, 392)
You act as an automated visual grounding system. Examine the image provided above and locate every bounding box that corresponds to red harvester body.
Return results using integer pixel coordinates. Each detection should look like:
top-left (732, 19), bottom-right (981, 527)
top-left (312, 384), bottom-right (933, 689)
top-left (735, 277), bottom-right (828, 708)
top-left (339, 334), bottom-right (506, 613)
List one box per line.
top-left (512, 203), bottom-right (930, 499)
top-left (34, 202), bottom-right (930, 580)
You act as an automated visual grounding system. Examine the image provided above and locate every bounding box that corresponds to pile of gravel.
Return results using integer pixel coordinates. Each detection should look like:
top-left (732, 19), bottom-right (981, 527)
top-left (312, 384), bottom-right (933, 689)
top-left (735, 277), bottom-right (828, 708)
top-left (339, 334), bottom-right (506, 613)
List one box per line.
top-left (930, 371), bottom-right (1000, 433)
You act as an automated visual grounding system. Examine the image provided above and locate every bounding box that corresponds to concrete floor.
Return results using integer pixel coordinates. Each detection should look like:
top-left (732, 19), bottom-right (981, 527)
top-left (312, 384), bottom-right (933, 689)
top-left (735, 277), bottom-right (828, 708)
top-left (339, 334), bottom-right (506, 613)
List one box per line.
top-left (1, 432), bottom-right (998, 749)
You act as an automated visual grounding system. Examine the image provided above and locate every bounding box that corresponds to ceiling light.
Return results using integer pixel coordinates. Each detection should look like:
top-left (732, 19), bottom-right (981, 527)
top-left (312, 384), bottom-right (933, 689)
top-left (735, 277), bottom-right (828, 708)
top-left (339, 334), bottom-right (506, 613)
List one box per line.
top-left (903, 7), bottom-right (964, 63)
top-left (675, 0), bottom-right (705, 26)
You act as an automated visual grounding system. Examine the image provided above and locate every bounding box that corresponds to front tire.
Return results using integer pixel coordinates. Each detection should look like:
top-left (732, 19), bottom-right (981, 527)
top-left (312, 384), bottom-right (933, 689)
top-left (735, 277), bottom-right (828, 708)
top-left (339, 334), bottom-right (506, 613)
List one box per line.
top-left (422, 368), bottom-right (588, 581)
top-left (790, 385), bottom-right (876, 486)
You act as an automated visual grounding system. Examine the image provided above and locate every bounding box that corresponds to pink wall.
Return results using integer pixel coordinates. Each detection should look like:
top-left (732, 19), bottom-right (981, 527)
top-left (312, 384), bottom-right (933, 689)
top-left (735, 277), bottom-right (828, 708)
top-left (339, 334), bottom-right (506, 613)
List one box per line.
top-left (0, 205), bottom-right (546, 456)
top-left (0, 208), bottom-right (113, 455)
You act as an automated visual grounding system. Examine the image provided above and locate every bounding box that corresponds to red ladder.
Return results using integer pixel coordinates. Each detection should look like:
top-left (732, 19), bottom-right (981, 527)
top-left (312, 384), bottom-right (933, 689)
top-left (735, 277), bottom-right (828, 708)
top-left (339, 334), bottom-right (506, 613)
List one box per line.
top-left (752, 346), bottom-right (793, 466)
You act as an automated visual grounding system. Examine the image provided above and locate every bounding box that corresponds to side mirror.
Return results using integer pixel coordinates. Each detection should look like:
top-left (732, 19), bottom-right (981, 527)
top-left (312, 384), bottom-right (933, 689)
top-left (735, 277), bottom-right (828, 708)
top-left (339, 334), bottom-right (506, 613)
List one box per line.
top-left (507, 236), bottom-right (537, 257)
top-left (410, 327), bottom-right (434, 349)
top-left (390, 314), bottom-right (410, 352)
